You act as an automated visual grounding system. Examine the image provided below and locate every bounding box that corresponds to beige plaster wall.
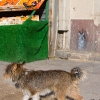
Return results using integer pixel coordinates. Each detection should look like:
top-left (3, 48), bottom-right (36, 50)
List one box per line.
top-left (70, 0), bottom-right (100, 26)
top-left (94, 0), bottom-right (100, 26)
top-left (70, 0), bottom-right (93, 19)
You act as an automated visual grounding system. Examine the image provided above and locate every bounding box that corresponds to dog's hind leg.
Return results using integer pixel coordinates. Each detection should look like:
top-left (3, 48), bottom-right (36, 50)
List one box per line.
top-left (55, 92), bottom-right (66, 100)
top-left (67, 91), bottom-right (84, 100)
top-left (54, 88), bottom-right (66, 100)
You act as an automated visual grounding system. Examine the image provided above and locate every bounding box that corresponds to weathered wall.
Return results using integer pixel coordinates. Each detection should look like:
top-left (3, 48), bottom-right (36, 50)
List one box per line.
top-left (94, 0), bottom-right (100, 26)
top-left (50, 0), bottom-right (100, 57)
top-left (70, 0), bottom-right (100, 53)
top-left (70, 0), bottom-right (93, 19)
top-left (57, 0), bottom-right (70, 50)
top-left (48, 0), bottom-right (59, 57)
top-left (70, 0), bottom-right (100, 26)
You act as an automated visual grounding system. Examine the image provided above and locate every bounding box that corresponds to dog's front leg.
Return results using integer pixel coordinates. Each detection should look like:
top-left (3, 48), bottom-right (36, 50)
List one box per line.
top-left (22, 89), bottom-right (31, 100)
top-left (22, 95), bottom-right (30, 100)
top-left (31, 93), bottom-right (40, 100)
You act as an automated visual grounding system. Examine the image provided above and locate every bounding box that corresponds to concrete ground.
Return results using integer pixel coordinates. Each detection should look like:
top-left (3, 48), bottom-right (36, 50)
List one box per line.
top-left (0, 59), bottom-right (100, 100)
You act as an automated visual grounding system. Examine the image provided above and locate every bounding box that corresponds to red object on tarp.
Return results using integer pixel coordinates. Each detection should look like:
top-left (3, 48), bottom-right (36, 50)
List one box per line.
top-left (23, 0), bottom-right (45, 10)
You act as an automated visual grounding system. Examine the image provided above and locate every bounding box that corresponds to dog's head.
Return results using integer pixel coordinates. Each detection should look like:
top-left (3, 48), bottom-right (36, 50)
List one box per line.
top-left (4, 62), bottom-right (25, 82)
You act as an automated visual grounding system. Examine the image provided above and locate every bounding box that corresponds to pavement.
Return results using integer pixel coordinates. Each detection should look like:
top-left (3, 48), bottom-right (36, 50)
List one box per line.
top-left (0, 59), bottom-right (100, 100)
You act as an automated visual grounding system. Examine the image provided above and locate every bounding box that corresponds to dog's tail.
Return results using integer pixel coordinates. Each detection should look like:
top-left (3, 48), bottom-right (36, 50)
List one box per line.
top-left (71, 67), bottom-right (86, 81)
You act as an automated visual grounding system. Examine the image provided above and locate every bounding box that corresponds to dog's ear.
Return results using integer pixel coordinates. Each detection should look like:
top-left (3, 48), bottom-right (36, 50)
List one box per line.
top-left (13, 63), bottom-right (18, 71)
top-left (19, 61), bottom-right (25, 67)
top-left (22, 61), bottom-right (25, 65)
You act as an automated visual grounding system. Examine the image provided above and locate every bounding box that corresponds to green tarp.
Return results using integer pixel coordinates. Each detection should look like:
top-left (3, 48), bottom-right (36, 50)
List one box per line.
top-left (0, 19), bottom-right (48, 63)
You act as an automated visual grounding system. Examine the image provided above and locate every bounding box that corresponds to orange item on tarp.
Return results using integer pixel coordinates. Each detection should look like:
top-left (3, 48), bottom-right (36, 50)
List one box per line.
top-left (17, 0), bottom-right (29, 5)
top-left (23, 0), bottom-right (45, 10)
top-left (0, 0), bottom-right (19, 6)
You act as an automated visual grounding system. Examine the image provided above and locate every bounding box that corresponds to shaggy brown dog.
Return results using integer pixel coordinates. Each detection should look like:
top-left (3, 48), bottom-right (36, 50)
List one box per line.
top-left (4, 62), bottom-right (86, 100)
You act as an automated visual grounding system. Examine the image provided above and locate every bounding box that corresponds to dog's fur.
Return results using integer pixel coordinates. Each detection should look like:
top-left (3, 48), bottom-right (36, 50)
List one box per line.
top-left (3, 62), bottom-right (86, 100)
